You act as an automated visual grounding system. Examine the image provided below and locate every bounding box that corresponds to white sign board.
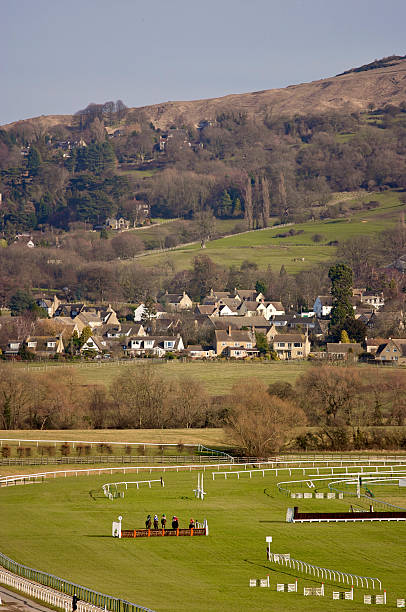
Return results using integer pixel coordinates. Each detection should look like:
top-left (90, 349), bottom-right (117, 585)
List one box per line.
top-left (112, 521), bottom-right (121, 538)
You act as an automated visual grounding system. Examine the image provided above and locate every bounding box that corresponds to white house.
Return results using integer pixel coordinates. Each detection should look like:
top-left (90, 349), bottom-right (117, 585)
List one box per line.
top-left (133, 303), bottom-right (166, 322)
top-left (313, 296), bottom-right (333, 318)
top-left (264, 301), bottom-right (285, 319)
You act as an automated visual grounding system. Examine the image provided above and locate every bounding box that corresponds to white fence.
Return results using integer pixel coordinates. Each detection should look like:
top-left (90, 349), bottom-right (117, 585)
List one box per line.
top-left (102, 479), bottom-right (164, 499)
top-left (268, 552), bottom-right (381, 590)
top-left (0, 567), bottom-right (103, 612)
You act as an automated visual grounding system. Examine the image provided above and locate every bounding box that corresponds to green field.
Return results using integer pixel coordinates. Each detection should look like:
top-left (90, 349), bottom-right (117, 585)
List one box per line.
top-left (20, 360), bottom-right (309, 396)
top-left (1, 467), bottom-right (406, 611)
top-left (136, 190), bottom-right (405, 272)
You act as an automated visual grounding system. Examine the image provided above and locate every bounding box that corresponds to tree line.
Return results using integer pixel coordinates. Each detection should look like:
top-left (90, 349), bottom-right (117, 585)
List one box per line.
top-left (1, 363), bottom-right (406, 455)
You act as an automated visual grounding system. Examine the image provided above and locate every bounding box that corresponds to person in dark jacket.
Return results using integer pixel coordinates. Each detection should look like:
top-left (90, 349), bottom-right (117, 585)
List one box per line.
top-left (145, 514), bottom-right (152, 529)
top-left (172, 516), bottom-right (178, 529)
top-left (161, 514), bottom-right (167, 528)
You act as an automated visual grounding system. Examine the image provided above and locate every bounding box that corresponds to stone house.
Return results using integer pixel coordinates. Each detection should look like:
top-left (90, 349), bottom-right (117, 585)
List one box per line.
top-left (214, 327), bottom-right (256, 357)
top-left (270, 333), bottom-right (311, 360)
top-left (374, 339), bottom-right (406, 364)
top-left (163, 291), bottom-right (193, 311)
top-left (25, 335), bottom-right (65, 357)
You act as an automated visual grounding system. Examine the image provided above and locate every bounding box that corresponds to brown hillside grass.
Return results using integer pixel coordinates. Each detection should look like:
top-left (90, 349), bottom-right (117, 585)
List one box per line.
top-left (3, 58), bottom-right (406, 131)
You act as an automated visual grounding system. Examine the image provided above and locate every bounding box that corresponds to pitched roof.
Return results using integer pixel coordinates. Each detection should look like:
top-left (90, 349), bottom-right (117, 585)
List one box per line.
top-left (215, 329), bottom-right (253, 342)
top-left (267, 301), bottom-right (284, 311)
top-left (272, 333), bottom-right (307, 343)
top-left (195, 304), bottom-right (217, 315)
top-left (210, 315), bottom-right (270, 330)
top-left (240, 300), bottom-right (262, 311)
top-left (219, 298), bottom-right (240, 309)
top-left (327, 343), bottom-right (363, 354)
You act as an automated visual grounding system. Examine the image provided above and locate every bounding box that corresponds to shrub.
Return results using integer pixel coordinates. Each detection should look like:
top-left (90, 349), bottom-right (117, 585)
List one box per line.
top-left (1, 446), bottom-right (11, 458)
top-left (312, 233), bottom-right (325, 243)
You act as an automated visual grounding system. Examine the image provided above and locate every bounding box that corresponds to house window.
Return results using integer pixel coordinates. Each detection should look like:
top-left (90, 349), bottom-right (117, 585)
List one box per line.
top-left (294, 342), bottom-right (301, 347)
top-left (278, 342), bottom-right (285, 347)
top-left (47, 342), bottom-right (56, 348)
top-left (298, 351), bottom-right (302, 355)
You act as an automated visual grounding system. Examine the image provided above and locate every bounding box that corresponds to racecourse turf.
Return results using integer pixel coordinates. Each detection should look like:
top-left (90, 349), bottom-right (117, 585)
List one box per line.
top-left (1, 466), bottom-right (406, 611)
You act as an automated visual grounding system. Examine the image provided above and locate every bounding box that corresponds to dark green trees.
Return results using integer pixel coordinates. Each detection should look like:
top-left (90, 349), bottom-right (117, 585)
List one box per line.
top-left (329, 263), bottom-right (354, 327)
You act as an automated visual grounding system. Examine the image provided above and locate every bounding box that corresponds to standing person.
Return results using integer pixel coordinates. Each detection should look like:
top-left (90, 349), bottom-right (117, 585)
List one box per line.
top-left (161, 514), bottom-right (167, 529)
top-left (72, 594), bottom-right (78, 611)
top-left (189, 518), bottom-right (195, 529)
top-left (145, 514), bottom-right (151, 529)
top-left (153, 514), bottom-right (159, 529)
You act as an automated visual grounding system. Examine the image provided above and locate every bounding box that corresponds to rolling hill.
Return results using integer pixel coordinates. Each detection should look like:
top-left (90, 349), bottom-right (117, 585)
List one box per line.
top-left (3, 56), bottom-right (406, 132)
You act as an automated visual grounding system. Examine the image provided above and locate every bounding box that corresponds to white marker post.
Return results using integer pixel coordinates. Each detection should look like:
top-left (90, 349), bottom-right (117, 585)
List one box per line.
top-left (266, 536), bottom-right (272, 561)
top-left (193, 473), bottom-right (206, 500)
top-left (112, 515), bottom-right (122, 538)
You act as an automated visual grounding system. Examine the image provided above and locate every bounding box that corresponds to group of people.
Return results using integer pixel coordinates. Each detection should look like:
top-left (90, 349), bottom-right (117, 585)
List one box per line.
top-left (145, 514), bottom-right (195, 530)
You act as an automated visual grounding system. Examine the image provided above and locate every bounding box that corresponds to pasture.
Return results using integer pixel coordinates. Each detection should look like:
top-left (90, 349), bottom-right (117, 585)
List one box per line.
top-left (1, 463), bottom-right (406, 611)
top-left (136, 190), bottom-right (405, 272)
top-left (17, 359), bottom-right (310, 396)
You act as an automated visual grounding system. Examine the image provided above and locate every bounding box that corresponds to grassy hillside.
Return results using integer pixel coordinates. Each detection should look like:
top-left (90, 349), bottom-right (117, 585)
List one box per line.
top-left (135, 190), bottom-right (405, 273)
top-left (1, 468), bottom-right (406, 611)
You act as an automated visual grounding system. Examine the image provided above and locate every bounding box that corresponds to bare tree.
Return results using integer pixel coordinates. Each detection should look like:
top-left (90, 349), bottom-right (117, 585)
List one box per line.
top-left (226, 380), bottom-right (306, 455)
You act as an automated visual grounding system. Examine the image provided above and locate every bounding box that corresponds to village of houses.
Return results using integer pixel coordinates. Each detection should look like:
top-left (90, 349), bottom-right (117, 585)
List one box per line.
top-left (1, 285), bottom-right (405, 365)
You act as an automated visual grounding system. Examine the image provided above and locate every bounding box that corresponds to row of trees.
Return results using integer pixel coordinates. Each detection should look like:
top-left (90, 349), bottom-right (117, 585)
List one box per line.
top-left (1, 364), bottom-right (406, 455)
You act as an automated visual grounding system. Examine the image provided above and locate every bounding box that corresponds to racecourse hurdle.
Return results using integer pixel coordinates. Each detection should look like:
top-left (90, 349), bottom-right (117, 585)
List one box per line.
top-left (119, 525), bottom-right (208, 538)
top-left (333, 586), bottom-right (354, 600)
top-left (364, 592), bottom-right (386, 604)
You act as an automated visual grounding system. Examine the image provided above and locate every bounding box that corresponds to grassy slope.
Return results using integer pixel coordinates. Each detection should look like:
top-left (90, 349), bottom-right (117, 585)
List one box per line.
top-left (136, 191), bottom-right (405, 273)
top-left (1, 469), bottom-right (405, 611)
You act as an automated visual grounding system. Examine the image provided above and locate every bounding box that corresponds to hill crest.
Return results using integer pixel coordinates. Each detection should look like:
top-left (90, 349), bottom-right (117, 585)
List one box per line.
top-left (2, 56), bottom-right (406, 132)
